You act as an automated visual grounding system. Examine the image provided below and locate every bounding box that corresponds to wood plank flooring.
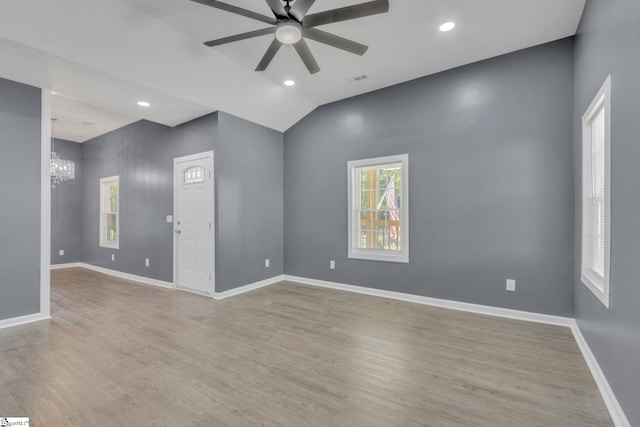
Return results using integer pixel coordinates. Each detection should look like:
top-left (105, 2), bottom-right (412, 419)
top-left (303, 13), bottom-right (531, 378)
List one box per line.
top-left (0, 268), bottom-right (613, 426)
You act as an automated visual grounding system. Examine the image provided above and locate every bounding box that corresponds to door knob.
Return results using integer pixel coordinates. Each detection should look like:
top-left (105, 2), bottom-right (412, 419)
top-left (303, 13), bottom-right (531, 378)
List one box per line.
top-left (175, 229), bottom-right (181, 234)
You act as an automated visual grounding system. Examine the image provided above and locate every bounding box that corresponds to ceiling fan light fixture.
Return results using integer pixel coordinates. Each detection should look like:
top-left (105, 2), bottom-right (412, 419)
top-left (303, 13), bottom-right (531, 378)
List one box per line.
top-left (275, 21), bottom-right (302, 44)
top-left (284, 80), bottom-right (295, 86)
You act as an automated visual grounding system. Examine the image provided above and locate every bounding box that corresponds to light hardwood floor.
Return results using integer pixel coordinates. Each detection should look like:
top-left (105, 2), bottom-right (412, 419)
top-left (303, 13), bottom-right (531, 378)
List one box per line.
top-left (0, 268), bottom-right (612, 426)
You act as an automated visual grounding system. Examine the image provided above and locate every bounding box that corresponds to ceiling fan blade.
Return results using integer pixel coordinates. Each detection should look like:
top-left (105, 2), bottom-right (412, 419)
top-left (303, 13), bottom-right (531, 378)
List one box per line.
top-left (302, 0), bottom-right (388, 28)
top-left (189, 0), bottom-right (277, 25)
top-left (293, 39), bottom-right (320, 74)
top-left (255, 38), bottom-right (283, 71)
top-left (303, 28), bottom-right (368, 55)
top-left (205, 27), bottom-right (275, 47)
top-left (289, 0), bottom-right (316, 21)
top-left (264, 0), bottom-right (288, 19)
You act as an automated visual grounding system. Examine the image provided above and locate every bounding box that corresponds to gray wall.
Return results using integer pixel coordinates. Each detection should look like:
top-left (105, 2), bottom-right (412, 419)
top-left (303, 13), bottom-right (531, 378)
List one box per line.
top-left (0, 77), bottom-right (41, 320)
top-left (284, 39), bottom-right (575, 316)
top-left (51, 138), bottom-right (83, 265)
top-left (78, 112), bottom-right (284, 292)
top-left (81, 116), bottom-right (218, 283)
top-left (217, 112), bottom-right (284, 291)
top-left (573, 0), bottom-right (640, 423)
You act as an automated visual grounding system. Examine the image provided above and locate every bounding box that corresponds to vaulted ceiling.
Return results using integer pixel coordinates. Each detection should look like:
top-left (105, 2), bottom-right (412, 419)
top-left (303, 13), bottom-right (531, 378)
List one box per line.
top-left (0, 0), bottom-right (585, 141)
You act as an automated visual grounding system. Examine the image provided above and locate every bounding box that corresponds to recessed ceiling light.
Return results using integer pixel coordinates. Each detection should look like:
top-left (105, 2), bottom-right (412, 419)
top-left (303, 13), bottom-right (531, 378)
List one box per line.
top-left (137, 101), bottom-right (151, 107)
top-left (439, 21), bottom-right (456, 32)
top-left (51, 90), bottom-right (59, 95)
top-left (284, 80), bottom-right (295, 87)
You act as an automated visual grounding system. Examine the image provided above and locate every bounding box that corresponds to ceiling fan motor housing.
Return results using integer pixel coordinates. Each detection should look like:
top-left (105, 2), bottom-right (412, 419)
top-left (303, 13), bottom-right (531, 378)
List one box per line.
top-left (275, 20), bottom-right (302, 44)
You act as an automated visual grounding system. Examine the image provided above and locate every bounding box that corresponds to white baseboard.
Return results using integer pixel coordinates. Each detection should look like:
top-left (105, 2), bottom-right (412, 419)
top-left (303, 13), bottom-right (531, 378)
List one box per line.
top-left (51, 262), bottom-right (83, 270)
top-left (214, 275), bottom-right (285, 300)
top-left (570, 321), bottom-right (631, 427)
top-left (52, 263), bottom-right (174, 289)
top-left (282, 275), bottom-right (629, 426)
top-left (47, 266), bottom-right (631, 425)
top-left (0, 312), bottom-right (50, 330)
top-left (283, 275), bottom-right (573, 327)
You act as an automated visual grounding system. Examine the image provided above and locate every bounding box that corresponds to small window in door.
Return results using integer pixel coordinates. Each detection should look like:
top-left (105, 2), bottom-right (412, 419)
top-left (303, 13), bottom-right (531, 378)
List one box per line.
top-left (184, 166), bottom-right (205, 184)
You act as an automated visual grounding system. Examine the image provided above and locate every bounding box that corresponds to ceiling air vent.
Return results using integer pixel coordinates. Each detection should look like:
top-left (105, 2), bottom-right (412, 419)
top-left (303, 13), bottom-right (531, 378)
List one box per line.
top-left (347, 74), bottom-right (368, 84)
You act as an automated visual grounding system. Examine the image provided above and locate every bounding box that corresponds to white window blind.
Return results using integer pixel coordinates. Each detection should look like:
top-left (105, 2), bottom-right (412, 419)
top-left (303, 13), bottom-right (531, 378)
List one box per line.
top-left (581, 75), bottom-right (611, 308)
top-left (589, 105), bottom-right (606, 280)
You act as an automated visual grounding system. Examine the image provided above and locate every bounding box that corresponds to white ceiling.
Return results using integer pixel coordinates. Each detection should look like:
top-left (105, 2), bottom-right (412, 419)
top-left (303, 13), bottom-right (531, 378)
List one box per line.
top-left (52, 96), bottom-right (138, 143)
top-left (0, 0), bottom-right (585, 140)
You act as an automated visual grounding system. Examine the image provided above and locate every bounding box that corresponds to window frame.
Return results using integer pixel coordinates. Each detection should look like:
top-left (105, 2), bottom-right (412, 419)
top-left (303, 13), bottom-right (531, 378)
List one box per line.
top-left (99, 175), bottom-right (120, 250)
top-left (580, 75), bottom-right (611, 308)
top-left (348, 154), bottom-right (409, 263)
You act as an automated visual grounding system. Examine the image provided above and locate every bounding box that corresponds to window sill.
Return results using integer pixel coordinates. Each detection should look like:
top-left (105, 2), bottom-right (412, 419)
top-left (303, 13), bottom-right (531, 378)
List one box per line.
top-left (348, 249), bottom-right (408, 264)
top-left (100, 243), bottom-right (120, 250)
top-left (580, 269), bottom-right (609, 309)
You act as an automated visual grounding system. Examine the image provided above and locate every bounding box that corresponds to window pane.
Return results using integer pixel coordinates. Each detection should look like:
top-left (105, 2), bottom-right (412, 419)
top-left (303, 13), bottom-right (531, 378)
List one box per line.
top-left (361, 190), bottom-right (375, 209)
top-left (109, 185), bottom-right (117, 213)
top-left (355, 164), bottom-right (403, 251)
top-left (391, 225), bottom-right (401, 251)
top-left (360, 229), bottom-right (371, 248)
top-left (184, 166), bottom-right (205, 184)
top-left (350, 155), bottom-right (408, 262)
top-left (378, 173), bottom-right (388, 189)
top-left (106, 213), bottom-right (117, 242)
top-left (360, 170), bottom-right (369, 191)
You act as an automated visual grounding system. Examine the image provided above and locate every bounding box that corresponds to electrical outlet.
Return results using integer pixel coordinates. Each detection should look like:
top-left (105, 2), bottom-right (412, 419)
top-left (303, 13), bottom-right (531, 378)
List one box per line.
top-left (59, 249), bottom-right (64, 256)
top-left (166, 215), bottom-right (173, 223)
top-left (265, 258), bottom-right (270, 268)
top-left (330, 260), bottom-right (336, 270)
top-left (506, 279), bottom-right (516, 292)
top-left (111, 254), bottom-right (115, 262)
top-left (145, 258), bottom-right (150, 267)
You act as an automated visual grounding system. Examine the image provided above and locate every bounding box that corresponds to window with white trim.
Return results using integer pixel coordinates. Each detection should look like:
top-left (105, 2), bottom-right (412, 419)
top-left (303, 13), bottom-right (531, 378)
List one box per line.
top-left (100, 175), bottom-right (120, 249)
top-left (348, 154), bottom-right (408, 263)
top-left (581, 76), bottom-right (611, 308)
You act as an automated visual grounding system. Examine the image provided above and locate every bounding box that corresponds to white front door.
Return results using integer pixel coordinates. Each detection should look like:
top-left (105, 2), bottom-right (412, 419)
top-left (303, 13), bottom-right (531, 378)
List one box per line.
top-left (173, 151), bottom-right (214, 295)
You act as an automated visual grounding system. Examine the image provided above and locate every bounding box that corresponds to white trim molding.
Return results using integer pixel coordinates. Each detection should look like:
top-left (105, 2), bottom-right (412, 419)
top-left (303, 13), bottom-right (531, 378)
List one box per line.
top-left (214, 275), bottom-right (285, 300)
top-left (99, 175), bottom-right (120, 250)
top-left (348, 153), bottom-right (409, 264)
top-left (41, 90), bottom-right (52, 319)
top-left (280, 275), bottom-right (629, 426)
top-left (46, 265), bottom-right (633, 425)
top-left (51, 262), bottom-right (83, 270)
top-left (283, 275), bottom-right (573, 326)
top-left (570, 321), bottom-right (631, 427)
top-left (0, 312), bottom-right (50, 330)
top-left (53, 263), bottom-right (173, 289)
top-left (580, 75), bottom-right (612, 309)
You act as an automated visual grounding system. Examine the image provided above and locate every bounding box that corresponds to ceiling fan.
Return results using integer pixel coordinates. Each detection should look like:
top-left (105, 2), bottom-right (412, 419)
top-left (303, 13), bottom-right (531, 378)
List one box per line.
top-left (189, 0), bottom-right (389, 74)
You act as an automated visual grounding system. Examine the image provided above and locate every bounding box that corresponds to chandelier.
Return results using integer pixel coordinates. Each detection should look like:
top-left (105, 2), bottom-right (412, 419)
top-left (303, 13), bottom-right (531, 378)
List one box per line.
top-left (50, 118), bottom-right (75, 188)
